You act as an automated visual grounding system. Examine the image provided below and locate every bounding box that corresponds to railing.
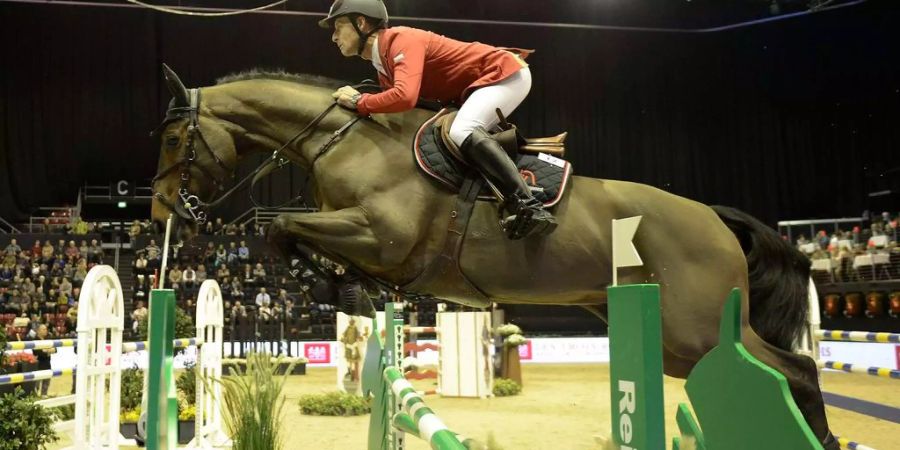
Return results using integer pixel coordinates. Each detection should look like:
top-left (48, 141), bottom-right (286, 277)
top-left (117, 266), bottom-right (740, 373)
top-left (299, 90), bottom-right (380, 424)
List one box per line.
top-left (777, 217), bottom-right (865, 244)
top-left (0, 216), bottom-right (20, 233)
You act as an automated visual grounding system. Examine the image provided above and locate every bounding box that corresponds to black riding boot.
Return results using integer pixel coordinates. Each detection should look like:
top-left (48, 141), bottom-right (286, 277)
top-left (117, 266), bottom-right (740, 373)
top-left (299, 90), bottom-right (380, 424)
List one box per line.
top-left (460, 127), bottom-right (557, 239)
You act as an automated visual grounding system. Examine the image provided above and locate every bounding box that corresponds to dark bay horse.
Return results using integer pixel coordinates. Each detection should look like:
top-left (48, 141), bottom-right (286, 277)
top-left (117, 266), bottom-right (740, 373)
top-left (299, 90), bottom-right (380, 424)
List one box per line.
top-left (150, 67), bottom-right (836, 448)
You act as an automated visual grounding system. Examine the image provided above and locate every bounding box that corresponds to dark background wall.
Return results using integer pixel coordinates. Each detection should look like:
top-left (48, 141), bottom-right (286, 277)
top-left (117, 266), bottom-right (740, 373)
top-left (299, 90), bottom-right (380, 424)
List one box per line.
top-left (0, 0), bottom-right (897, 226)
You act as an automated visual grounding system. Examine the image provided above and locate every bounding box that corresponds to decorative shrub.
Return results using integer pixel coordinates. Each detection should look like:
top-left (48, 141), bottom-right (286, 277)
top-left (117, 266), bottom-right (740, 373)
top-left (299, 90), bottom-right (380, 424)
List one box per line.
top-left (298, 391), bottom-right (370, 416)
top-left (492, 378), bottom-right (522, 397)
top-left (0, 387), bottom-right (59, 450)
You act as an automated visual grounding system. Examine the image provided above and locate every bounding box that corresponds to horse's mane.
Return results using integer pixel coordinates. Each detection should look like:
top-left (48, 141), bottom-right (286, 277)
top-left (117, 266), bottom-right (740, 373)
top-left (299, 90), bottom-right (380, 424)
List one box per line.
top-left (216, 69), bottom-right (347, 90)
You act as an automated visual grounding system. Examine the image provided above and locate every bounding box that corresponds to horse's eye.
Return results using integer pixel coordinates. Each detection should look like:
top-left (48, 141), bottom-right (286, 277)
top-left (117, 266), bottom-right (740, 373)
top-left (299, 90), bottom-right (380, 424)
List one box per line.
top-left (166, 136), bottom-right (180, 147)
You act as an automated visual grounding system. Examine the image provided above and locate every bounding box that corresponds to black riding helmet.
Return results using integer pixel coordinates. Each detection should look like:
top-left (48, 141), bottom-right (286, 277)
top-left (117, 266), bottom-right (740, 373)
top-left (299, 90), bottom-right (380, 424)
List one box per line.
top-left (319, 0), bottom-right (390, 55)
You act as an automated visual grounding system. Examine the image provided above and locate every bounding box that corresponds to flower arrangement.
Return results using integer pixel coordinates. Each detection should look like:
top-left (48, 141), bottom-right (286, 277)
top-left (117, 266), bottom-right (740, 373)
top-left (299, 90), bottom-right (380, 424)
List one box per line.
top-left (2, 351), bottom-right (37, 367)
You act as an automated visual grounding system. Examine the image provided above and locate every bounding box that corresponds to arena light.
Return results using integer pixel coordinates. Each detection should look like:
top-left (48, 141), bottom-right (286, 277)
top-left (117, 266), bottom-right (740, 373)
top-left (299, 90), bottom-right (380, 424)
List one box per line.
top-left (118, 201), bottom-right (128, 208)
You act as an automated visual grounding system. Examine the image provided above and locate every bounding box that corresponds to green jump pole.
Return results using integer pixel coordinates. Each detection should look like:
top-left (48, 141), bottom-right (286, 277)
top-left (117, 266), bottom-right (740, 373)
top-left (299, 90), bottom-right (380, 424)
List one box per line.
top-left (608, 284), bottom-right (666, 450)
top-left (146, 288), bottom-right (178, 450)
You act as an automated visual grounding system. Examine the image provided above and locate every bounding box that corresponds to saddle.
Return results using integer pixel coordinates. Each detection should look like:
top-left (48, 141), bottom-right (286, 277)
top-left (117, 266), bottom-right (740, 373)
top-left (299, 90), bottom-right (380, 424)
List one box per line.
top-left (413, 109), bottom-right (573, 207)
top-left (402, 109), bottom-right (574, 308)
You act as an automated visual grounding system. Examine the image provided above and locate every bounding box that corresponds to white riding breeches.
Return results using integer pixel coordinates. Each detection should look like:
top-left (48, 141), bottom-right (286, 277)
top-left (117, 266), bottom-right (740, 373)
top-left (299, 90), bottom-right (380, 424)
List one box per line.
top-left (448, 67), bottom-right (532, 147)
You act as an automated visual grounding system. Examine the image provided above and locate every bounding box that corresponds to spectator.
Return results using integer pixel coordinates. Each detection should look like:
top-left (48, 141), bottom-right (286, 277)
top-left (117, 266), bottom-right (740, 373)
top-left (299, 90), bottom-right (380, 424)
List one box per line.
top-left (216, 265), bottom-right (230, 280)
top-left (227, 242), bottom-right (239, 266)
top-left (89, 239), bottom-right (103, 263)
top-left (41, 241), bottom-right (55, 264)
top-left (238, 224), bottom-right (248, 236)
top-left (257, 223), bottom-right (266, 237)
top-left (64, 241), bottom-right (79, 262)
top-left (62, 262), bottom-right (74, 280)
top-left (32, 324), bottom-right (55, 397)
top-left (196, 264), bottom-right (208, 283)
top-left (253, 263), bottom-right (267, 281)
top-left (203, 242), bottom-right (216, 266)
top-left (215, 244), bottom-right (227, 268)
top-left (230, 300), bottom-right (246, 320)
top-left (241, 264), bottom-right (255, 285)
top-left (144, 239), bottom-right (160, 261)
top-left (72, 259), bottom-right (87, 285)
top-left (128, 220), bottom-right (142, 240)
top-left (59, 277), bottom-right (73, 298)
top-left (204, 221), bottom-right (214, 235)
top-left (22, 277), bottom-right (36, 297)
top-left (213, 218), bottom-right (225, 235)
top-left (168, 265), bottom-right (182, 290)
top-left (71, 216), bottom-right (89, 235)
top-left (284, 299), bottom-right (295, 319)
top-left (41, 218), bottom-right (52, 233)
top-left (183, 265), bottom-right (197, 289)
top-left (30, 240), bottom-right (42, 260)
top-left (134, 254), bottom-right (148, 273)
top-left (255, 287), bottom-right (271, 308)
top-left (67, 301), bottom-right (79, 324)
top-left (131, 300), bottom-right (148, 332)
top-left (78, 240), bottom-right (89, 259)
top-left (257, 303), bottom-right (272, 321)
top-left (225, 224), bottom-right (238, 236)
top-left (271, 303), bottom-right (284, 319)
top-left (238, 240), bottom-right (250, 263)
top-left (5, 238), bottom-right (21, 256)
top-left (229, 277), bottom-right (244, 301)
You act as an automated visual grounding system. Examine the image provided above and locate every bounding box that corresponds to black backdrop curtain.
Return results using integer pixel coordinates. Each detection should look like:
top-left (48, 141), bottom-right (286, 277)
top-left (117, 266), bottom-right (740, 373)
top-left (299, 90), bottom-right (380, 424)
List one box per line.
top-left (0, 0), bottom-right (897, 225)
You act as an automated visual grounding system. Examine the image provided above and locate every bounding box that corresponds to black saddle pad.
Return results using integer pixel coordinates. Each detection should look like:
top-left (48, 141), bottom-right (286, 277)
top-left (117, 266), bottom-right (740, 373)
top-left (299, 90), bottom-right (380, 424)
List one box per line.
top-left (413, 110), bottom-right (572, 207)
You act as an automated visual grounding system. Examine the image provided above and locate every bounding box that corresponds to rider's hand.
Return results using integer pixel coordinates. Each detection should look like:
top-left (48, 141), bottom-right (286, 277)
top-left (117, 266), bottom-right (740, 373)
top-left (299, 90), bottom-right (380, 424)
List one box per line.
top-left (333, 86), bottom-right (362, 110)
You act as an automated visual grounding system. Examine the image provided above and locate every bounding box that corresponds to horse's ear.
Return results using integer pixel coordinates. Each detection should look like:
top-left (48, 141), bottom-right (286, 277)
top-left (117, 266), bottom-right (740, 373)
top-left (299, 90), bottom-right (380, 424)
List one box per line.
top-left (162, 63), bottom-right (190, 107)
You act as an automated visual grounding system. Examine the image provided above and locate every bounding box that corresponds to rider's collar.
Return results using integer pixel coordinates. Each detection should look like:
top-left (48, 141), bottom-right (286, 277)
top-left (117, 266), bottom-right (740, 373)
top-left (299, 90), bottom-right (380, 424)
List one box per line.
top-left (370, 36), bottom-right (387, 77)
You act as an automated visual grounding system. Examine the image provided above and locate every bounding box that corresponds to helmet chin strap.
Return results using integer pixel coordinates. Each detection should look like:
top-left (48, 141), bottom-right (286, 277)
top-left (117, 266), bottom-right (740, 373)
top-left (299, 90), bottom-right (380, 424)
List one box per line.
top-left (350, 17), bottom-right (379, 56)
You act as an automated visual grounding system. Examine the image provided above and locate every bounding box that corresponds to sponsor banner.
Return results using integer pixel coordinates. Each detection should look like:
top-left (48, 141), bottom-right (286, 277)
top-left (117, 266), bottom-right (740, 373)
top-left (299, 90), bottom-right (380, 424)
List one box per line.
top-left (818, 341), bottom-right (899, 370)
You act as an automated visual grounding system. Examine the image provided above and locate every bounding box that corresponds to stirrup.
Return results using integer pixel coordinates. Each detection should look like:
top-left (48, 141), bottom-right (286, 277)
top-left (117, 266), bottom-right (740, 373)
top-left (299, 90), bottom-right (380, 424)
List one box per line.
top-left (500, 197), bottom-right (557, 240)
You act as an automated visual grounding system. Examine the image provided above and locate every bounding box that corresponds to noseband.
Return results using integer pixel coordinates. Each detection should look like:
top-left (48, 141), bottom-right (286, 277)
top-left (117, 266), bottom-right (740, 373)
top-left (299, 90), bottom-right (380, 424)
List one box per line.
top-left (151, 86), bottom-right (365, 225)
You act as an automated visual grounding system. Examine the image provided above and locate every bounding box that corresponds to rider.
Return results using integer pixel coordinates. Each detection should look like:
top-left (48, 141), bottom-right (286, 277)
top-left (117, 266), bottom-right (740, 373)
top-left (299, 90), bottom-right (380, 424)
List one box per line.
top-left (321, 0), bottom-right (557, 239)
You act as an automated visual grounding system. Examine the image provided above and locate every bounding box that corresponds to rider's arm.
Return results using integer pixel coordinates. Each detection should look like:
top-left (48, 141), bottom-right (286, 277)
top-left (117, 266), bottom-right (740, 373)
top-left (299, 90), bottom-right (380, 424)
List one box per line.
top-left (356, 32), bottom-right (426, 115)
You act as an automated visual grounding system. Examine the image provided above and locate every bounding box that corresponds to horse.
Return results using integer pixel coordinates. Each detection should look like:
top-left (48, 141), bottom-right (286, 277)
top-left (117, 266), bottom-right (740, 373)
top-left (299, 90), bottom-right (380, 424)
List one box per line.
top-left (150, 66), bottom-right (837, 449)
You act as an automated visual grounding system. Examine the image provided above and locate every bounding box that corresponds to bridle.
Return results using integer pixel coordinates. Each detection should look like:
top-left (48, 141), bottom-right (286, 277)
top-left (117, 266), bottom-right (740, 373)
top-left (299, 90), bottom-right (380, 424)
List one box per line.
top-left (150, 85), bottom-right (369, 225)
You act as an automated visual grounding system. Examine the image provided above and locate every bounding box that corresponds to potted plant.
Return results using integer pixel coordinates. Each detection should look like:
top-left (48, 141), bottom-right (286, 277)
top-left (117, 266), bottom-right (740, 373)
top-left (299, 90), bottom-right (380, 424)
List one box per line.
top-left (217, 352), bottom-right (295, 450)
top-left (496, 324), bottom-right (526, 386)
top-left (118, 407), bottom-right (141, 439)
top-left (0, 352), bottom-right (39, 396)
top-left (224, 356), bottom-right (308, 376)
top-left (0, 386), bottom-right (59, 450)
top-left (118, 367), bottom-right (144, 438)
top-left (177, 404), bottom-right (196, 444)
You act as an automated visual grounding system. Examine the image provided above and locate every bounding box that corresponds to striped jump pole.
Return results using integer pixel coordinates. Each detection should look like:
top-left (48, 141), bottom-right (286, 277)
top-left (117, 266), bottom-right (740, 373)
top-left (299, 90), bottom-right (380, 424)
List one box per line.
top-left (384, 366), bottom-right (474, 450)
top-left (815, 330), bottom-right (900, 344)
top-left (404, 326), bottom-right (439, 334)
top-left (6, 337), bottom-right (204, 353)
top-left (0, 368), bottom-right (76, 386)
top-left (835, 436), bottom-right (878, 450)
top-left (5, 339), bottom-right (78, 351)
top-left (818, 361), bottom-right (900, 380)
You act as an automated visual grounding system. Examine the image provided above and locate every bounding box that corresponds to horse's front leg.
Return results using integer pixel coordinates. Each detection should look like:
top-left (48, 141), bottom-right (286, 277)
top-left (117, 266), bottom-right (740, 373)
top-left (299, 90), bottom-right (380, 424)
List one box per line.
top-left (266, 207), bottom-right (381, 316)
top-left (267, 207), bottom-right (379, 267)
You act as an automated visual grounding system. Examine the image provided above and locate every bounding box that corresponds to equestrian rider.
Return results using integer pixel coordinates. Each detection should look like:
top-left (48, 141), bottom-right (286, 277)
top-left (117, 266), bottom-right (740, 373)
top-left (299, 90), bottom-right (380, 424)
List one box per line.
top-left (322, 0), bottom-right (557, 239)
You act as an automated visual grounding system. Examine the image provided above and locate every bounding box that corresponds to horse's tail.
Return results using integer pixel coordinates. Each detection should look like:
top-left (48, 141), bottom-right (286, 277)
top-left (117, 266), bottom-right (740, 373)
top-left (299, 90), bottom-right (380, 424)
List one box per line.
top-left (711, 205), bottom-right (810, 351)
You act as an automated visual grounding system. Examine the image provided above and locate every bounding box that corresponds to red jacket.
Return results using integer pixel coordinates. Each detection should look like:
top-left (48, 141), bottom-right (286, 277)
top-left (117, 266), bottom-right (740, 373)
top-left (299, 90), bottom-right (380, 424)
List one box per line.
top-left (356, 26), bottom-right (530, 116)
